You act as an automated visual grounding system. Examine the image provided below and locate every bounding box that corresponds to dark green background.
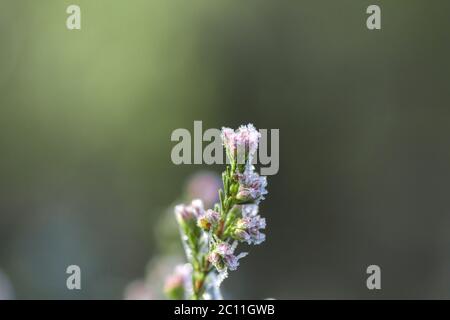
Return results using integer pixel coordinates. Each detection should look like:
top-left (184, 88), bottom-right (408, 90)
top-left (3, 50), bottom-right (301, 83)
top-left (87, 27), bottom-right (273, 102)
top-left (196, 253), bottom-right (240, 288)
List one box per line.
top-left (1, 0), bottom-right (450, 298)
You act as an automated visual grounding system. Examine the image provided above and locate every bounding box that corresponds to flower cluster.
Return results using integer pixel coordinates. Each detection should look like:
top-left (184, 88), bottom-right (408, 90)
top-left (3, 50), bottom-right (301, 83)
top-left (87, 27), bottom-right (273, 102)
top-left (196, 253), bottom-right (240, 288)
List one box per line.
top-left (236, 166), bottom-right (268, 203)
top-left (221, 124), bottom-right (260, 154)
top-left (232, 205), bottom-right (266, 245)
top-left (222, 124), bottom-right (260, 164)
top-left (171, 123), bottom-right (269, 300)
top-left (175, 199), bottom-right (204, 223)
top-left (197, 209), bottom-right (220, 231)
top-left (208, 242), bottom-right (248, 271)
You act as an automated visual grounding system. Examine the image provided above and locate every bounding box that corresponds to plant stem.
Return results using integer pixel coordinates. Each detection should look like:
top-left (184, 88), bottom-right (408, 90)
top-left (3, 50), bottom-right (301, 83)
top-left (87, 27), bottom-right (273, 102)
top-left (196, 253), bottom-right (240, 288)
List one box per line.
top-left (192, 261), bottom-right (211, 299)
top-left (191, 164), bottom-right (237, 300)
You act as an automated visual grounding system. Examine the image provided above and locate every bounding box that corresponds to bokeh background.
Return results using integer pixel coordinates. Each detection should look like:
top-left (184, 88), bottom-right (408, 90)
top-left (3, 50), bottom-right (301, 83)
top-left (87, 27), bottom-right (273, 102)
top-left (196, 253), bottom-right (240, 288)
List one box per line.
top-left (1, 0), bottom-right (450, 299)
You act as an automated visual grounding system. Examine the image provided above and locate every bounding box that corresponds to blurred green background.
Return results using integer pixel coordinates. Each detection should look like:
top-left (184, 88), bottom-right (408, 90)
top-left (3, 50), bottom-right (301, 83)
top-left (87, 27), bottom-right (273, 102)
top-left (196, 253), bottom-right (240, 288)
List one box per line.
top-left (1, 0), bottom-right (450, 299)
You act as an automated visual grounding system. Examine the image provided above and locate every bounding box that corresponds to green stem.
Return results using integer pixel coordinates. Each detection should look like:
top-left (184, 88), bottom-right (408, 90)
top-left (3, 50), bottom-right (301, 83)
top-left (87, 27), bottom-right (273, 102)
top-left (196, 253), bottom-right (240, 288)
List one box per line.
top-left (191, 164), bottom-right (238, 300)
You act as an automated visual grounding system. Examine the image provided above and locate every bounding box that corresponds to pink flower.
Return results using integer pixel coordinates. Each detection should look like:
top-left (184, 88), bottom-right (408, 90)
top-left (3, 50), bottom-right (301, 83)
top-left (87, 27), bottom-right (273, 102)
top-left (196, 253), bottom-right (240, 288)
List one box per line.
top-left (236, 166), bottom-right (268, 203)
top-left (163, 264), bottom-right (192, 299)
top-left (208, 242), bottom-right (248, 271)
top-left (235, 124), bottom-right (260, 158)
top-left (175, 199), bottom-right (204, 222)
top-left (234, 214), bottom-right (266, 245)
top-left (221, 128), bottom-right (236, 153)
top-left (221, 124), bottom-right (260, 163)
top-left (197, 209), bottom-right (220, 230)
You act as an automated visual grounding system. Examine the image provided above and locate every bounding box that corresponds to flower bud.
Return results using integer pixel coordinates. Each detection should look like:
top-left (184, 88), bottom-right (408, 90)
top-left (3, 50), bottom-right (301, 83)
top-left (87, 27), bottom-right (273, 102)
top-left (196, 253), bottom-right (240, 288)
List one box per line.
top-left (236, 218), bottom-right (250, 229)
top-left (164, 275), bottom-right (184, 300)
top-left (236, 189), bottom-right (254, 203)
top-left (174, 199), bottom-right (205, 224)
top-left (175, 205), bottom-right (194, 223)
top-left (197, 209), bottom-right (220, 231)
top-left (233, 229), bottom-right (250, 242)
top-left (235, 168), bottom-right (268, 204)
top-left (221, 124), bottom-right (260, 164)
top-left (163, 264), bottom-right (191, 300)
top-left (208, 242), bottom-right (248, 272)
top-left (207, 252), bottom-right (225, 271)
top-left (232, 214), bottom-right (266, 245)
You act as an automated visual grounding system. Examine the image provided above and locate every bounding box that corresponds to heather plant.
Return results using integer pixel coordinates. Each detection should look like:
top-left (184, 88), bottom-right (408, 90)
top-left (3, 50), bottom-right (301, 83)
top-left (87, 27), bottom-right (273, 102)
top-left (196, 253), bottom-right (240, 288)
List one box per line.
top-left (170, 124), bottom-right (268, 300)
top-left (124, 172), bottom-right (220, 300)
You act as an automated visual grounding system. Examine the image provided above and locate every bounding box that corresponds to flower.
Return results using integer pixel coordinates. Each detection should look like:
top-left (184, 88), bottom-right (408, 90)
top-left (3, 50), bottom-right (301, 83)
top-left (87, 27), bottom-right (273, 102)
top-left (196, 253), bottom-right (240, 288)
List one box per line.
top-left (236, 166), bottom-right (268, 203)
top-left (197, 209), bottom-right (220, 231)
top-left (235, 124), bottom-right (260, 159)
top-left (124, 255), bottom-right (185, 300)
top-left (233, 213), bottom-right (266, 245)
top-left (221, 124), bottom-right (260, 163)
top-left (208, 242), bottom-right (248, 271)
top-left (241, 204), bottom-right (259, 217)
top-left (221, 127), bottom-right (237, 154)
top-left (175, 199), bottom-right (204, 223)
top-left (163, 264), bottom-right (192, 300)
top-left (168, 124), bottom-right (269, 299)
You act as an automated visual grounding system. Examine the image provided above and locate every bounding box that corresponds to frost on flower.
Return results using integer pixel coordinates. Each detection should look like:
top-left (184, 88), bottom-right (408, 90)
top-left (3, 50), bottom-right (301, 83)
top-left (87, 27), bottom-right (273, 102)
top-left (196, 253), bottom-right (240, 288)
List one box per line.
top-left (221, 127), bottom-right (237, 154)
top-left (174, 199), bottom-right (206, 263)
top-left (197, 209), bottom-right (220, 231)
top-left (171, 124), bottom-right (269, 300)
top-left (175, 199), bottom-right (204, 223)
top-left (233, 207), bottom-right (266, 245)
top-left (241, 204), bottom-right (259, 217)
top-left (235, 124), bottom-right (260, 159)
top-left (221, 124), bottom-right (260, 164)
top-left (236, 165), bottom-right (268, 203)
top-left (208, 242), bottom-right (248, 271)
